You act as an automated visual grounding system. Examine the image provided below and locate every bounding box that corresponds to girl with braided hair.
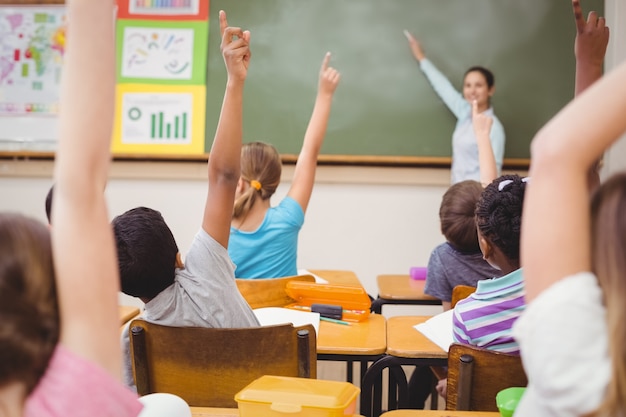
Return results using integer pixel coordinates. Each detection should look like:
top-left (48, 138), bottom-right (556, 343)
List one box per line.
top-left (451, 174), bottom-right (528, 354)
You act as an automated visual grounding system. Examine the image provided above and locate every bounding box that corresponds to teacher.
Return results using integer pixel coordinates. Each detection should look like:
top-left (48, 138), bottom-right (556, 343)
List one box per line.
top-left (405, 31), bottom-right (505, 184)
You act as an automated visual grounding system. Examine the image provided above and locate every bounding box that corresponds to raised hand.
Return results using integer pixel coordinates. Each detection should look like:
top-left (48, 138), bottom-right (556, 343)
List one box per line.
top-left (473, 100), bottom-right (497, 185)
top-left (472, 99), bottom-right (493, 142)
top-left (404, 30), bottom-right (425, 62)
top-left (219, 10), bottom-right (251, 82)
top-left (318, 52), bottom-right (341, 97)
top-left (573, 0), bottom-right (609, 68)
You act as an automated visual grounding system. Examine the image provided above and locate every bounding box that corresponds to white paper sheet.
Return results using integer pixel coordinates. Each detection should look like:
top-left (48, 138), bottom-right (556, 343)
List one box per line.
top-left (253, 307), bottom-right (320, 335)
top-left (298, 268), bottom-right (329, 284)
top-left (414, 309), bottom-right (455, 352)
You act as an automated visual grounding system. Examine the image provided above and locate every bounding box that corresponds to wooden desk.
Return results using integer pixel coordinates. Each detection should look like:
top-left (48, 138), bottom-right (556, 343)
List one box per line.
top-left (317, 313), bottom-right (386, 356)
top-left (372, 275), bottom-right (441, 313)
top-left (318, 313), bottom-right (386, 388)
top-left (190, 408), bottom-right (365, 417)
top-left (361, 316), bottom-right (448, 417)
top-left (309, 269), bottom-right (362, 287)
top-left (386, 316), bottom-right (446, 359)
top-left (119, 305), bottom-right (140, 326)
top-left (308, 271), bottom-right (387, 400)
top-left (381, 411), bottom-right (500, 417)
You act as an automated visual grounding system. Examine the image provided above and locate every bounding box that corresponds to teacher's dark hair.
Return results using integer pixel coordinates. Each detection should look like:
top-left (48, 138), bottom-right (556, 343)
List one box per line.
top-left (465, 66), bottom-right (495, 88)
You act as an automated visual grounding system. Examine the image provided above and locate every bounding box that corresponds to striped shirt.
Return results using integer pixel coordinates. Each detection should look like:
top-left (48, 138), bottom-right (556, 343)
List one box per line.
top-left (452, 268), bottom-right (525, 354)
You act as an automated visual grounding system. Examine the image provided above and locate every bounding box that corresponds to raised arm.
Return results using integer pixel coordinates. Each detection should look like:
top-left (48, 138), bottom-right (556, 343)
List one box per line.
top-left (522, 61), bottom-right (626, 302)
top-left (472, 100), bottom-right (497, 186)
top-left (573, 0), bottom-right (609, 96)
top-left (404, 29), bottom-right (426, 62)
top-left (287, 52), bottom-right (340, 212)
top-left (51, 0), bottom-right (119, 376)
top-left (572, 0), bottom-right (609, 190)
top-left (202, 11), bottom-right (251, 248)
top-left (404, 30), bottom-right (467, 119)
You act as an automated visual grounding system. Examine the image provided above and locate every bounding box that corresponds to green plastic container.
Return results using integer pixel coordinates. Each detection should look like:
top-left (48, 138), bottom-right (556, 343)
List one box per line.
top-left (496, 387), bottom-right (526, 417)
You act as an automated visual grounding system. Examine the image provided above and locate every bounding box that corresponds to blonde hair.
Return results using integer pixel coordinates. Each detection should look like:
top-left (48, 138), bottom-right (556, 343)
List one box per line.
top-left (589, 172), bottom-right (626, 417)
top-left (0, 213), bottom-right (59, 394)
top-left (233, 142), bottom-right (282, 220)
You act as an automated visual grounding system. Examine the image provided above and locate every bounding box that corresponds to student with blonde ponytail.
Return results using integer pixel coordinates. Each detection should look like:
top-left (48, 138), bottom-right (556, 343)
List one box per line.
top-left (229, 52), bottom-right (341, 279)
top-left (513, 2), bottom-right (625, 415)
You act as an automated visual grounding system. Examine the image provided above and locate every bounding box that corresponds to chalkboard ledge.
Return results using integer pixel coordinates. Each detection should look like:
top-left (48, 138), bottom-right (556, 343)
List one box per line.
top-left (0, 151), bottom-right (530, 170)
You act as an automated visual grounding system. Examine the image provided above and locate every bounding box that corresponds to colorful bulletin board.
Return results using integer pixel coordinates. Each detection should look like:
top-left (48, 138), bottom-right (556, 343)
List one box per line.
top-left (112, 0), bottom-right (209, 156)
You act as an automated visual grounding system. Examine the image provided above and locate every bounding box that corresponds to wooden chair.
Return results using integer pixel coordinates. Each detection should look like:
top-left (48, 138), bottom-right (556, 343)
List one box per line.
top-left (129, 319), bottom-right (317, 407)
top-left (451, 285), bottom-right (477, 308)
top-left (235, 274), bottom-right (315, 309)
top-left (446, 343), bottom-right (527, 411)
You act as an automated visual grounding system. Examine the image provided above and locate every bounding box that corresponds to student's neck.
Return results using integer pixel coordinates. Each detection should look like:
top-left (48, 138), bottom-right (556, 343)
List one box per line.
top-left (232, 199), bottom-right (270, 231)
top-left (498, 260), bottom-right (520, 276)
top-left (0, 383), bottom-right (26, 417)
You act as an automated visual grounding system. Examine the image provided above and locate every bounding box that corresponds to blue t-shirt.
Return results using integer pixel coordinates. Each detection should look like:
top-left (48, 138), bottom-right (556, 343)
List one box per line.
top-left (419, 59), bottom-right (506, 184)
top-left (229, 196), bottom-right (304, 279)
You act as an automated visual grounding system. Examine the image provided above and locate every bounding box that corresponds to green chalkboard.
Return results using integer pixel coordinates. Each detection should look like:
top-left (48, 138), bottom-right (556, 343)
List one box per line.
top-left (204, 0), bottom-right (604, 164)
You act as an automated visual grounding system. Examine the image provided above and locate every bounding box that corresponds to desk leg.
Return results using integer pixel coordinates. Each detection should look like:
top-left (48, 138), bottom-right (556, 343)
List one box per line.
top-left (370, 297), bottom-right (385, 314)
top-left (346, 360), bottom-right (353, 383)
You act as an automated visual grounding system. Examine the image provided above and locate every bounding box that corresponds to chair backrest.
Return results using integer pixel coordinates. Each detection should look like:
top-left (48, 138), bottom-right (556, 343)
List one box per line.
top-left (129, 319), bottom-right (317, 407)
top-left (236, 274), bottom-right (315, 309)
top-left (446, 343), bottom-right (527, 411)
top-left (451, 285), bottom-right (477, 309)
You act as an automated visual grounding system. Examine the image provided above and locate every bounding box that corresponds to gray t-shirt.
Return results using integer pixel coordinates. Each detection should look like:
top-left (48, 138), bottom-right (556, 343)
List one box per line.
top-left (424, 242), bottom-right (502, 302)
top-left (121, 228), bottom-right (260, 388)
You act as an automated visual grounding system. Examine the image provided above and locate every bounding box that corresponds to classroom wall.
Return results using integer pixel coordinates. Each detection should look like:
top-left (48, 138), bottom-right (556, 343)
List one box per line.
top-left (1, 0), bottom-right (624, 302)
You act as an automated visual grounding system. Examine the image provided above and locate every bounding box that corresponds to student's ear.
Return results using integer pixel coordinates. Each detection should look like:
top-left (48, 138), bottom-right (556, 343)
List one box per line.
top-left (236, 177), bottom-right (245, 194)
top-left (479, 235), bottom-right (493, 262)
top-left (175, 252), bottom-right (184, 269)
top-left (488, 85), bottom-right (496, 97)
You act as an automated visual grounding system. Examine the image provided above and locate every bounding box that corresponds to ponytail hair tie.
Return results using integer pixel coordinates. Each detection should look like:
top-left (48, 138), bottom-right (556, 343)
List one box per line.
top-left (250, 180), bottom-right (262, 191)
top-left (498, 176), bottom-right (530, 192)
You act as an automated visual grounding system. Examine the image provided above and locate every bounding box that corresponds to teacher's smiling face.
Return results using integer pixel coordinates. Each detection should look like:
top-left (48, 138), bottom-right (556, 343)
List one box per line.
top-left (463, 71), bottom-right (495, 112)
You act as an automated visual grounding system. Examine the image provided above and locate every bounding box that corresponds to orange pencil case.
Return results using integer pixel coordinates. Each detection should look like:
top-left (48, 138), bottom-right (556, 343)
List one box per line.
top-left (285, 281), bottom-right (371, 322)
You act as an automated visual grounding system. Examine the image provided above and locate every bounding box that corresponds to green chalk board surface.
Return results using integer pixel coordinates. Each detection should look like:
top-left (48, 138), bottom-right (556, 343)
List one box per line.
top-left (204, 0), bottom-right (603, 164)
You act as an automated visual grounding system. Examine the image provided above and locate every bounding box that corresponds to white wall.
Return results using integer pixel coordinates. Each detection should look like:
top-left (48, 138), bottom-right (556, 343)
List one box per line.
top-left (0, 161), bottom-right (462, 297)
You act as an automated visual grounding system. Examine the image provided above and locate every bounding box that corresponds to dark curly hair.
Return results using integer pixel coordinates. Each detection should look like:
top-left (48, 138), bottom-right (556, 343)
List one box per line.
top-left (475, 174), bottom-right (527, 261)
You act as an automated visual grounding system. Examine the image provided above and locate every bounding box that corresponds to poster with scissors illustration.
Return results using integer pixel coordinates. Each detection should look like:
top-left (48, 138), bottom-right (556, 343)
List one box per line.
top-left (116, 19), bottom-right (207, 85)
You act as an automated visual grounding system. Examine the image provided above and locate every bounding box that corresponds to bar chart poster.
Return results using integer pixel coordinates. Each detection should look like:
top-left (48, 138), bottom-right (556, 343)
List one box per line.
top-left (116, 0), bottom-right (209, 21)
top-left (112, 84), bottom-right (206, 155)
top-left (0, 6), bottom-right (66, 116)
top-left (116, 19), bottom-right (208, 84)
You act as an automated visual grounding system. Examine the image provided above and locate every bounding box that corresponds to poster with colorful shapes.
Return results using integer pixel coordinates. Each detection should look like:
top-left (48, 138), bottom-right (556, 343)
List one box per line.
top-left (112, 84), bottom-right (206, 155)
top-left (0, 6), bottom-right (66, 116)
top-left (116, 19), bottom-right (208, 84)
top-left (116, 0), bottom-right (209, 21)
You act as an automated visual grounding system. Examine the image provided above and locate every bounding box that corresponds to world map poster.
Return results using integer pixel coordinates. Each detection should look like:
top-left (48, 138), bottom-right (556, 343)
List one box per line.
top-left (0, 6), bottom-right (66, 116)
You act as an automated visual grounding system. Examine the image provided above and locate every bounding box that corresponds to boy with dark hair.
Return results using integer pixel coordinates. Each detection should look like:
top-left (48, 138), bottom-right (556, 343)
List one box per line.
top-left (115, 11), bottom-right (259, 388)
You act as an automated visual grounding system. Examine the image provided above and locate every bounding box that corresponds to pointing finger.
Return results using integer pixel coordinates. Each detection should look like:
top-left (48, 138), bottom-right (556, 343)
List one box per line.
top-left (321, 52), bottom-right (331, 72)
top-left (219, 10), bottom-right (228, 37)
top-left (572, 0), bottom-right (585, 33)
